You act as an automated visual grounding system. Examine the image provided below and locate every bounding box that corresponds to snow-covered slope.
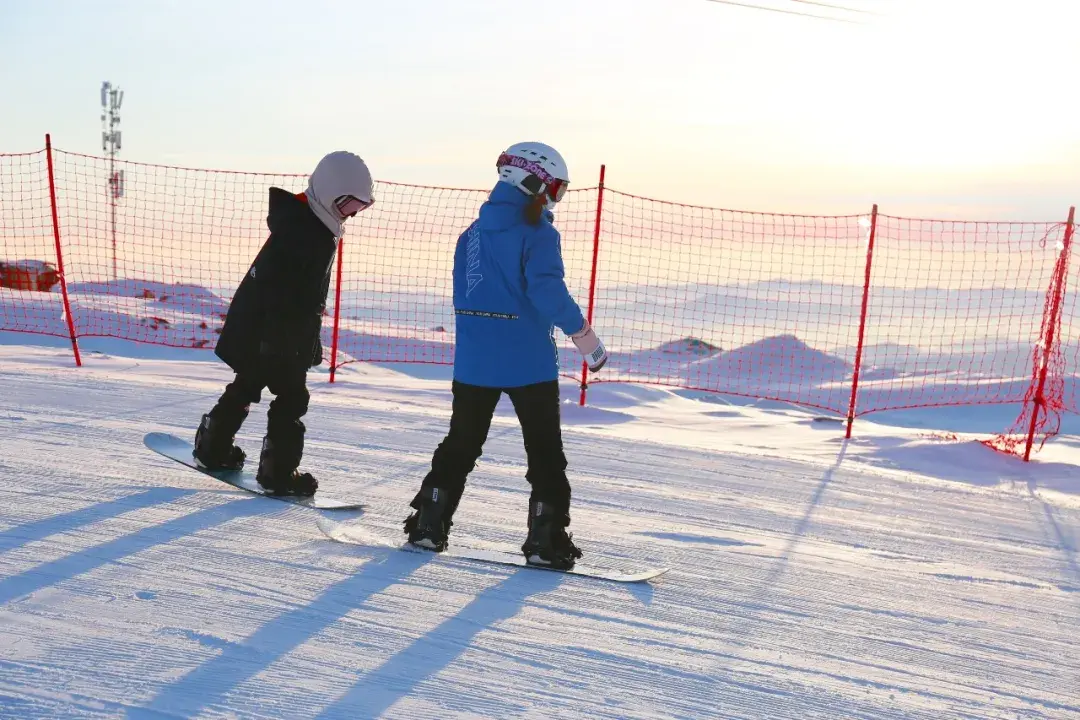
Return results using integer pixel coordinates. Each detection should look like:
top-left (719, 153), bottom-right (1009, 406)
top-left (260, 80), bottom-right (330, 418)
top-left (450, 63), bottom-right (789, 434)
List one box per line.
top-left (0, 337), bottom-right (1077, 719)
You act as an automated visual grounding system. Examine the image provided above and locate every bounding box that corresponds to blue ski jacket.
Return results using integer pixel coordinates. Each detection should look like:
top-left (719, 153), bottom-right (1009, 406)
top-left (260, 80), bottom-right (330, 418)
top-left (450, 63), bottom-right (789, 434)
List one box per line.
top-left (451, 182), bottom-right (586, 388)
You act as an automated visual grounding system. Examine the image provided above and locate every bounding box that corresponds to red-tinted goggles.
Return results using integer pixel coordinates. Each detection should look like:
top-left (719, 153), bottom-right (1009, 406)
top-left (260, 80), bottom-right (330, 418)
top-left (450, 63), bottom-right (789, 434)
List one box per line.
top-left (546, 178), bottom-right (568, 204)
top-left (335, 194), bottom-right (374, 218)
top-left (496, 153), bottom-right (568, 204)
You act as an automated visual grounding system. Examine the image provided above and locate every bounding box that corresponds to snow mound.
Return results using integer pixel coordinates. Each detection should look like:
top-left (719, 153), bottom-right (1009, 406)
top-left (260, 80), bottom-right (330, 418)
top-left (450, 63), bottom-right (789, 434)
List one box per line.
top-left (610, 336), bottom-right (722, 376)
top-left (2, 259), bottom-right (56, 272)
top-left (689, 334), bottom-right (852, 385)
top-left (652, 337), bottom-right (721, 357)
top-left (2, 282), bottom-right (225, 350)
top-left (68, 279), bottom-right (230, 316)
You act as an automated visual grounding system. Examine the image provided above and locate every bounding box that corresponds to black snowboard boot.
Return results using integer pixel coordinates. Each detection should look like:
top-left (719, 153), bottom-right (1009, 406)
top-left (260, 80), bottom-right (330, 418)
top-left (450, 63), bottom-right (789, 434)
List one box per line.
top-left (255, 433), bottom-right (317, 497)
top-left (521, 499), bottom-right (582, 569)
top-left (193, 411), bottom-right (247, 472)
top-left (404, 486), bottom-right (453, 551)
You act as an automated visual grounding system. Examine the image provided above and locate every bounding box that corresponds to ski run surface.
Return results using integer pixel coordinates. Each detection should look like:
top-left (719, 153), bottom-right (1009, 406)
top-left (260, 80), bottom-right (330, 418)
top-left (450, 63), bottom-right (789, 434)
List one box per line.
top-left (1, 340), bottom-right (1078, 719)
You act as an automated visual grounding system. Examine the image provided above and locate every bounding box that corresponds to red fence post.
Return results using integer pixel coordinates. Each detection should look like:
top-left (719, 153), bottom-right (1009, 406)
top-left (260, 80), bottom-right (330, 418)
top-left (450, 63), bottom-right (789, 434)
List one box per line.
top-left (579, 164), bottom-right (606, 407)
top-left (328, 236), bottom-right (345, 384)
top-left (45, 134), bottom-right (82, 367)
top-left (1022, 205), bottom-right (1075, 461)
top-left (845, 204), bottom-right (878, 438)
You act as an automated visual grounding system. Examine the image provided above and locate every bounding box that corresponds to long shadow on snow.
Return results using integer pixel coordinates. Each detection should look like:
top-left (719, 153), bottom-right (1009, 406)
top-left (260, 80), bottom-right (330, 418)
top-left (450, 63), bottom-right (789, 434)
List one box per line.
top-left (858, 437), bottom-right (1080, 495)
top-left (3, 393), bottom-right (214, 444)
top-left (1028, 481), bottom-right (1080, 594)
top-left (316, 567), bottom-right (565, 719)
top-left (763, 441), bottom-right (846, 590)
top-left (0, 497), bottom-right (271, 606)
top-left (132, 548), bottom-right (436, 719)
top-left (0, 488), bottom-right (195, 556)
top-left (718, 441), bottom-right (846, 642)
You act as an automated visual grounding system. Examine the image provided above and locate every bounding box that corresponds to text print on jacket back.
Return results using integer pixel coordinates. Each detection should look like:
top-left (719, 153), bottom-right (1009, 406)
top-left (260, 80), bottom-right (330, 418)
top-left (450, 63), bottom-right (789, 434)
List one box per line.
top-left (465, 223), bottom-right (482, 298)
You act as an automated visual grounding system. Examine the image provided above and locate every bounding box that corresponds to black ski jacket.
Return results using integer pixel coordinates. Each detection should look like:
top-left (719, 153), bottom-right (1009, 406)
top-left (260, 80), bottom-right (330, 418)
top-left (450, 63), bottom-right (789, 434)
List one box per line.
top-left (214, 188), bottom-right (337, 375)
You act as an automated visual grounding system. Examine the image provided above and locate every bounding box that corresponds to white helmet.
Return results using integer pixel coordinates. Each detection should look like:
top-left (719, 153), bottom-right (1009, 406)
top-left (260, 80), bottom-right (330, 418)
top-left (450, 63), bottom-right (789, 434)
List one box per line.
top-left (496, 142), bottom-right (570, 206)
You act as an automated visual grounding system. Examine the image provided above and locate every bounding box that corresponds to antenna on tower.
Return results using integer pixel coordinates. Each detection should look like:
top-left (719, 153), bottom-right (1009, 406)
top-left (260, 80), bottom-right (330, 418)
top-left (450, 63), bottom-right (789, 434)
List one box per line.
top-left (101, 81), bottom-right (124, 280)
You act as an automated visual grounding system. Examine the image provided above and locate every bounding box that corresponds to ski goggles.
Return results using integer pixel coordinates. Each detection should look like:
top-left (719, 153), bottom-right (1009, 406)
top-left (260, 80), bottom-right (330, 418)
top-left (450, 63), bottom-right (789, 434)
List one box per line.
top-left (496, 153), bottom-right (569, 204)
top-left (334, 194), bottom-right (374, 218)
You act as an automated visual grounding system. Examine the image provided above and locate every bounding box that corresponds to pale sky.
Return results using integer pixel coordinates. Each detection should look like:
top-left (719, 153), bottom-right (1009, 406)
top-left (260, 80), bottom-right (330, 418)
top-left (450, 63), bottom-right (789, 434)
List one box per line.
top-left (2, 0), bottom-right (1077, 220)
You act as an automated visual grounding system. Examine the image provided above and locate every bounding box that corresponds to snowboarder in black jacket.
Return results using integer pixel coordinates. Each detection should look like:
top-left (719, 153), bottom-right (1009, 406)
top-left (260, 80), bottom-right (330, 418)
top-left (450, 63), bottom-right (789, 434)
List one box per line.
top-left (193, 151), bottom-right (374, 496)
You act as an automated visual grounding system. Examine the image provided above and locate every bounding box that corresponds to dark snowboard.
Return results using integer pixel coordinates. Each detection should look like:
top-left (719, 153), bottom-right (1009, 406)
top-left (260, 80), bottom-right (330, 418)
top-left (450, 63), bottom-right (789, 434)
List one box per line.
top-left (144, 432), bottom-right (363, 510)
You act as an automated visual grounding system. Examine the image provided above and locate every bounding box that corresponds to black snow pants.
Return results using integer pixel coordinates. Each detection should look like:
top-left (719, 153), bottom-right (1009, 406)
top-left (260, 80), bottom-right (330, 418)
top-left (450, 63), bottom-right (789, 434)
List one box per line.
top-left (415, 379), bottom-right (571, 520)
top-left (208, 361), bottom-right (310, 473)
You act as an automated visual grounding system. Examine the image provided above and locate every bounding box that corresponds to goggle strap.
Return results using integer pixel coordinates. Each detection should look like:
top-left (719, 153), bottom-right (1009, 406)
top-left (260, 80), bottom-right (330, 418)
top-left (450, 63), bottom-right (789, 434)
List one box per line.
top-left (497, 153), bottom-right (562, 188)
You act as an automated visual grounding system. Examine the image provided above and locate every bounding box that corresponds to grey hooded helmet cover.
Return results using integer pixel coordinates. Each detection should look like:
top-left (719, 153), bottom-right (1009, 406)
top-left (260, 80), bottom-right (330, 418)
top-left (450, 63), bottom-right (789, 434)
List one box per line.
top-left (304, 150), bottom-right (374, 237)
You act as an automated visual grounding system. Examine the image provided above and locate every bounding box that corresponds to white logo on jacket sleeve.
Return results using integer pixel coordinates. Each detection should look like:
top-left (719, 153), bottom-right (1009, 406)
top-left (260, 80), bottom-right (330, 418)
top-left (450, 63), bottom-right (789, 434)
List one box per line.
top-left (465, 224), bottom-right (483, 298)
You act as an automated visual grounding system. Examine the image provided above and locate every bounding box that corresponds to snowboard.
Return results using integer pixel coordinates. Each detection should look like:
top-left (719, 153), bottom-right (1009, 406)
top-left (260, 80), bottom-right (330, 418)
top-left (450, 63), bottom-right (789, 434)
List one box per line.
top-left (316, 518), bottom-right (669, 583)
top-left (144, 432), bottom-right (364, 511)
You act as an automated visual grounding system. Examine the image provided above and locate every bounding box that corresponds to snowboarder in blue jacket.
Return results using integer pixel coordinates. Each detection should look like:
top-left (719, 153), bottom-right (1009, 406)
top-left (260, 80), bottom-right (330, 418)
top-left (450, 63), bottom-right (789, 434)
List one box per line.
top-left (404, 141), bottom-right (608, 569)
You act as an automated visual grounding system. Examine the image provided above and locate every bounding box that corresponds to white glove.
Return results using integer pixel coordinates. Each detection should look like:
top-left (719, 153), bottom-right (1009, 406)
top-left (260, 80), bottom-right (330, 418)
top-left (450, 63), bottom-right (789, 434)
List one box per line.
top-left (571, 320), bottom-right (608, 372)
